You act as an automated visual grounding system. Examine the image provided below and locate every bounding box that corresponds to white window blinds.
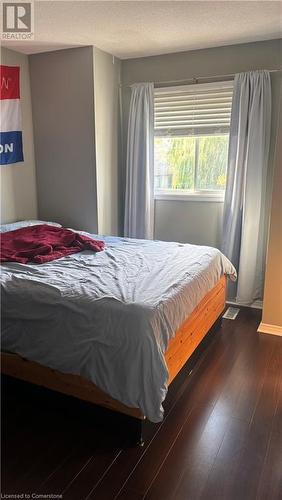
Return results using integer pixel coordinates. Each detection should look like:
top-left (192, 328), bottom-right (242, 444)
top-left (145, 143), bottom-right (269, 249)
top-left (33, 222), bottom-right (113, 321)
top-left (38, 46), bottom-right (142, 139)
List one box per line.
top-left (154, 81), bottom-right (233, 136)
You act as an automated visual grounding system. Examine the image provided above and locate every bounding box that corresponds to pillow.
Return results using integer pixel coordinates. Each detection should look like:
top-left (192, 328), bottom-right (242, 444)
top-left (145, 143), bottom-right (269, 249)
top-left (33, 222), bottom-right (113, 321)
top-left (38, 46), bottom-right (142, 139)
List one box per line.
top-left (0, 220), bottom-right (62, 233)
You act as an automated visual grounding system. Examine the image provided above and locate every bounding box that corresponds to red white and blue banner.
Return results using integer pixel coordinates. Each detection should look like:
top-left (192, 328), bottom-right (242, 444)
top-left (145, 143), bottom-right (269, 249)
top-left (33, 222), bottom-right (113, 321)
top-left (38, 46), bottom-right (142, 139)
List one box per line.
top-left (0, 65), bottom-right (24, 165)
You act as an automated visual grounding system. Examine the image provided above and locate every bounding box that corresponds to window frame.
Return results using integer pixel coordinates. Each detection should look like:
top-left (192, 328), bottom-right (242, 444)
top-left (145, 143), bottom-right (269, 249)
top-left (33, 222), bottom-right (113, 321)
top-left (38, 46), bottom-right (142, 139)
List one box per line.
top-left (153, 81), bottom-right (233, 202)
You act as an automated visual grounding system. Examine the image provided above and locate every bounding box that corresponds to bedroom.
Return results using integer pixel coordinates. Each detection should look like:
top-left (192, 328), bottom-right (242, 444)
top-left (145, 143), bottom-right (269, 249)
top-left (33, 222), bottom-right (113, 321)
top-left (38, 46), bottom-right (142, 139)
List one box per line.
top-left (1, 1), bottom-right (282, 499)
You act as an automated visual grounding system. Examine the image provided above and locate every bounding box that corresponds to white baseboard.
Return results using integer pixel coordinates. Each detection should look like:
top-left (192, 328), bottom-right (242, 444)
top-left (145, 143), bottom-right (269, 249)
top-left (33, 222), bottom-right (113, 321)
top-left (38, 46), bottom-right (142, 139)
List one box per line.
top-left (257, 322), bottom-right (282, 336)
top-left (226, 300), bottom-right (263, 310)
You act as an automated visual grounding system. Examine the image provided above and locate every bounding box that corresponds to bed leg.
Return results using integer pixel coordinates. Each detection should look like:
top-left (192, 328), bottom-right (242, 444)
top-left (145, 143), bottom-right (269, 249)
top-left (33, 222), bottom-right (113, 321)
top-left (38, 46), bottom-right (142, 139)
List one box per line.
top-left (136, 419), bottom-right (144, 447)
top-left (137, 420), bottom-right (144, 447)
top-left (127, 417), bottom-right (144, 447)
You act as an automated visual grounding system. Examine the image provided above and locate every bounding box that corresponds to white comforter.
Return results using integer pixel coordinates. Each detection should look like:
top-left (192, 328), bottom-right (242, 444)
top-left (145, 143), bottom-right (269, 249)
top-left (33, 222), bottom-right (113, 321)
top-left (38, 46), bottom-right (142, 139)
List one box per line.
top-left (1, 233), bottom-right (236, 422)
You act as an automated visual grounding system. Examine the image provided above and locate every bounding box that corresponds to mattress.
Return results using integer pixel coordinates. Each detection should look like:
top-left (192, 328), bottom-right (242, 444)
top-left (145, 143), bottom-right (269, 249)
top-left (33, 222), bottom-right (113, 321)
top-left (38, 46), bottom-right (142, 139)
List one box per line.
top-left (1, 225), bottom-right (236, 422)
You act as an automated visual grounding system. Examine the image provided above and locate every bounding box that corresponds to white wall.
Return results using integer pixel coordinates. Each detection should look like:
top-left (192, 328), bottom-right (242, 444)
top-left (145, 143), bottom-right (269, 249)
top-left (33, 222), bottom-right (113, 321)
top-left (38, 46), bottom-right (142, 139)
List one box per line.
top-left (94, 48), bottom-right (121, 235)
top-left (0, 48), bottom-right (37, 224)
top-left (29, 46), bottom-right (121, 234)
top-left (154, 200), bottom-right (223, 247)
top-left (29, 47), bottom-right (98, 233)
top-left (121, 39), bottom-right (282, 248)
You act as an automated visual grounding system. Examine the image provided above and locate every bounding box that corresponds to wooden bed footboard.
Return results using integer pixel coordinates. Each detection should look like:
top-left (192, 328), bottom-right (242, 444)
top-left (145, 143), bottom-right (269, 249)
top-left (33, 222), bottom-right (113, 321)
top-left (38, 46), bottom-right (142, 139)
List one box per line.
top-left (1, 276), bottom-right (226, 421)
top-left (165, 275), bottom-right (226, 384)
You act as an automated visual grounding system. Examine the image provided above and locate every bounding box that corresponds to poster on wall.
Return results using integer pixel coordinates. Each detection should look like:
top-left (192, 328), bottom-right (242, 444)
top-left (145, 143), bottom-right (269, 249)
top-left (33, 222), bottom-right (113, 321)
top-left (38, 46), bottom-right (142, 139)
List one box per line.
top-left (0, 65), bottom-right (24, 165)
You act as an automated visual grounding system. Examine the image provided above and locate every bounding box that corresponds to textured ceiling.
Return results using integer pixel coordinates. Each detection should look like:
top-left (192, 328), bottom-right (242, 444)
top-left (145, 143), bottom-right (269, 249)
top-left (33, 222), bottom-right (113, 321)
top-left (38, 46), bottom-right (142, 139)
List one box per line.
top-left (2, 0), bottom-right (282, 58)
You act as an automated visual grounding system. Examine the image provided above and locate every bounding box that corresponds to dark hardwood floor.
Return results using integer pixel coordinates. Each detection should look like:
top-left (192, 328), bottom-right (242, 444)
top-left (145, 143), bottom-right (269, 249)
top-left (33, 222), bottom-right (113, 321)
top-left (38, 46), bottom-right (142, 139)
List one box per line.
top-left (1, 307), bottom-right (282, 500)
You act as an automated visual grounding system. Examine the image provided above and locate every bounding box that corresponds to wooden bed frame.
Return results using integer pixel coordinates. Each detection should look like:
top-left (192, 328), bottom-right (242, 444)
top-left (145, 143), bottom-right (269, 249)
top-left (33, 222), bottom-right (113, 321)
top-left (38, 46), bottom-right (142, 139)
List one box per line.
top-left (1, 276), bottom-right (226, 426)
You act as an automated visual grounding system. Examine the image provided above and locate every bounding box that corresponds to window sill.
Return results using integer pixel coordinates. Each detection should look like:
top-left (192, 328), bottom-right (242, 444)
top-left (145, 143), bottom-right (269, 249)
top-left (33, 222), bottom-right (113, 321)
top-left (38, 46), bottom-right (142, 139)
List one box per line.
top-left (154, 192), bottom-right (225, 203)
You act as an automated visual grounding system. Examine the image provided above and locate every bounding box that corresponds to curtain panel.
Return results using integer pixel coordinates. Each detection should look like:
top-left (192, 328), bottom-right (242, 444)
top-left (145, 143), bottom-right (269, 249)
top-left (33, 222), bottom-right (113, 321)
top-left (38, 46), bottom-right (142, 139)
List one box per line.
top-left (124, 82), bottom-right (154, 239)
top-left (222, 70), bottom-right (271, 304)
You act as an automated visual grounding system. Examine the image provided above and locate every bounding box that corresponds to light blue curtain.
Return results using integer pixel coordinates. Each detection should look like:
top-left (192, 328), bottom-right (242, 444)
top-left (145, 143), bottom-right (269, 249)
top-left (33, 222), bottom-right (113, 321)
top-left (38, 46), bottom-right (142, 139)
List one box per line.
top-left (222, 70), bottom-right (271, 304)
top-left (124, 83), bottom-right (154, 239)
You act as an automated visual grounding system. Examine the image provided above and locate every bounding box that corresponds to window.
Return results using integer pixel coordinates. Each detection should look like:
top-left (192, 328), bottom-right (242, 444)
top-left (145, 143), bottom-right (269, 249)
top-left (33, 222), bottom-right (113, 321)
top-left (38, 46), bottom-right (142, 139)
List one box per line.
top-left (154, 82), bottom-right (233, 200)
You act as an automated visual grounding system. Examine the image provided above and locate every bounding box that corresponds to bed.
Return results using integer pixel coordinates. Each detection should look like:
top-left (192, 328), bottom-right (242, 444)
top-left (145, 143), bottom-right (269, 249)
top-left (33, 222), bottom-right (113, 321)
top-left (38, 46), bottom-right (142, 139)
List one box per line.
top-left (1, 221), bottom-right (236, 434)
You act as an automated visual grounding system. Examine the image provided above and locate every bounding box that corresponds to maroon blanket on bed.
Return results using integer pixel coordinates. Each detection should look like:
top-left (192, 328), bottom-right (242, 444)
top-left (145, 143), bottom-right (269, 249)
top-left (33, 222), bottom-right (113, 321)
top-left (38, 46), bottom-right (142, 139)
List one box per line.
top-left (0, 224), bottom-right (105, 264)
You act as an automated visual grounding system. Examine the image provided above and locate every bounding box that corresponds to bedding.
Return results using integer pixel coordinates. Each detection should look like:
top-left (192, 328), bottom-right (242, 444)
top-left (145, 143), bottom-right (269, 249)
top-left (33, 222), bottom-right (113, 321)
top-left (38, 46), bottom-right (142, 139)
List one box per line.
top-left (0, 224), bottom-right (105, 264)
top-left (1, 224), bottom-right (236, 422)
top-left (0, 220), bottom-right (62, 233)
